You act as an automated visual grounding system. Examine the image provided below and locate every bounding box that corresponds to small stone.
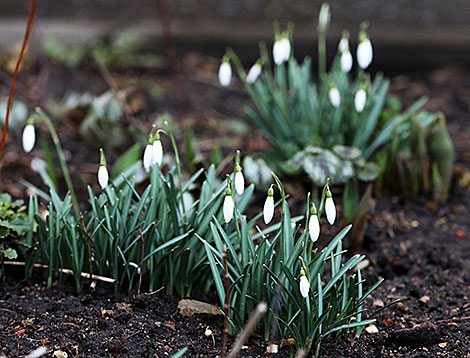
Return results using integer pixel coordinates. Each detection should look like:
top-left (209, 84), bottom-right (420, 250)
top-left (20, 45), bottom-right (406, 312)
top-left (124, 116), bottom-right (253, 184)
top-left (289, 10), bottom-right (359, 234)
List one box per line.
top-left (365, 324), bottom-right (379, 334)
top-left (372, 298), bottom-right (384, 308)
top-left (177, 299), bottom-right (222, 317)
top-left (419, 295), bottom-right (430, 304)
top-left (438, 342), bottom-right (447, 348)
top-left (53, 351), bottom-right (68, 358)
top-left (266, 344), bottom-right (278, 353)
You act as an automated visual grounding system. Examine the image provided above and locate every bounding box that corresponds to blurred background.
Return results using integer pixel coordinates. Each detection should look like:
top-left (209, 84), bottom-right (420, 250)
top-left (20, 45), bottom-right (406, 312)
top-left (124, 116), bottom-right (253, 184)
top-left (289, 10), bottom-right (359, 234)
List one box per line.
top-left (1, 0), bottom-right (470, 70)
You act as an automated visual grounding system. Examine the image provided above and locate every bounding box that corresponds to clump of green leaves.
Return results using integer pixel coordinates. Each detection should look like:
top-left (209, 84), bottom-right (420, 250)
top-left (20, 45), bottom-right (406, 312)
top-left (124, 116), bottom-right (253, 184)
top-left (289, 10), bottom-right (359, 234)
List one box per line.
top-left (226, 3), bottom-right (454, 223)
top-left (201, 174), bottom-right (388, 356)
top-left (0, 194), bottom-right (33, 277)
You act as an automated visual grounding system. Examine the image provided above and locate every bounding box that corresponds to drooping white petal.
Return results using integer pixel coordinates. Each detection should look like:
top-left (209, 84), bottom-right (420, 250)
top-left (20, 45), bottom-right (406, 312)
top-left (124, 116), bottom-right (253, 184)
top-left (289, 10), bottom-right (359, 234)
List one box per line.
top-left (354, 89), bottom-right (367, 112)
top-left (299, 275), bottom-right (310, 298)
top-left (329, 87), bottom-right (341, 108)
top-left (234, 171), bottom-right (245, 195)
top-left (263, 196), bottom-right (274, 224)
top-left (308, 214), bottom-right (320, 242)
top-left (152, 139), bottom-right (163, 166)
top-left (223, 195), bottom-right (234, 223)
top-left (340, 50), bottom-right (353, 73)
top-left (98, 166), bottom-right (109, 189)
top-left (338, 38), bottom-right (349, 53)
top-left (246, 63), bottom-right (262, 84)
top-left (357, 39), bottom-right (373, 69)
top-left (22, 124), bottom-right (36, 153)
top-left (218, 61), bottom-right (232, 87)
top-left (273, 38), bottom-right (290, 65)
top-left (325, 197), bottom-right (336, 225)
top-left (143, 144), bottom-right (153, 172)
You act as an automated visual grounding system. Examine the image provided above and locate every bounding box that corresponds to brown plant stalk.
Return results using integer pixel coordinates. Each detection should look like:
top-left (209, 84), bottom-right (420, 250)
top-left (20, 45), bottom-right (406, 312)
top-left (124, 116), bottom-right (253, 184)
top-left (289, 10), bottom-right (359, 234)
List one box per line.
top-left (221, 244), bottom-right (229, 358)
top-left (0, 0), bottom-right (38, 169)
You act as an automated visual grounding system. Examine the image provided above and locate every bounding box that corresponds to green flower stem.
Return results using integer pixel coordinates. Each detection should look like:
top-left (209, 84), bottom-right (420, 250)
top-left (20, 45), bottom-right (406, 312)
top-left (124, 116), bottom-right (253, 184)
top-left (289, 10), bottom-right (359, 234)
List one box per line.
top-left (36, 108), bottom-right (80, 218)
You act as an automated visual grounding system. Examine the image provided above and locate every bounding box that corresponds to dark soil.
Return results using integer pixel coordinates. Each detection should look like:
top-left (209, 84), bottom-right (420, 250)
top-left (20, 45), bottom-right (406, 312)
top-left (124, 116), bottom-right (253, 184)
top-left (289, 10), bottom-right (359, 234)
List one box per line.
top-left (1, 55), bottom-right (470, 357)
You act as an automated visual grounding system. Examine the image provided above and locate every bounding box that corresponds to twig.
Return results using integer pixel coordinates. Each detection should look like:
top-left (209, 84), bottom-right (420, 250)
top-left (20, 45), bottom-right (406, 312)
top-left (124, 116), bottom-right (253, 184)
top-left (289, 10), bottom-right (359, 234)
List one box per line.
top-left (4, 261), bottom-right (117, 284)
top-left (228, 302), bottom-right (268, 358)
top-left (267, 280), bottom-right (284, 358)
top-left (138, 225), bottom-right (145, 295)
top-left (221, 244), bottom-right (229, 358)
top-left (80, 212), bottom-right (93, 283)
top-left (0, 0), bottom-right (38, 169)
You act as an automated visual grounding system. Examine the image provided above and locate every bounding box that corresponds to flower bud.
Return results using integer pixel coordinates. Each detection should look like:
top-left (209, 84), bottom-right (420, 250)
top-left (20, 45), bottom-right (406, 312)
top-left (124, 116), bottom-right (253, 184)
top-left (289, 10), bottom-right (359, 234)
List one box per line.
top-left (357, 22), bottom-right (373, 69)
top-left (273, 36), bottom-right (291, 65)
top-left (218, 57), bottom-right (232, 87)
top-left (354, 88), bottom-right (367, 112)
top-left (340, 51), bottom-right (353, 73)
top-left (152, 132), bottom-right (163, 166)
top-left (234, 170), bottom-right (245, 196)
top-left (263, 186), bottom-right (275, 224)
top-left (329, 87), bottom-right (341, 108)
top-left (318, 3), bottom-right (330, 33)
top-left (98, 148), bottom-right (109, 189)
top-left (246, 61), bottom-right (262, 84)
top-left (223, 188), bottom-right (234, 223)
top-left (308, 204), bottom-right (320, 242)
top-left (22, 122), bottom-right (36, 153)
top-left (299, 269), bottom-right (310, 298)
top-left (325, 187), bottom-right (336, 225)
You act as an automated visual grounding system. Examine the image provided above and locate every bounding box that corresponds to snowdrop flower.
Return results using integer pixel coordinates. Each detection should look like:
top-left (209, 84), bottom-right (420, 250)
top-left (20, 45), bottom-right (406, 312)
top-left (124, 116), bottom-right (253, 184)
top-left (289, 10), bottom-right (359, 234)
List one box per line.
top-left (246, 61), bottom-right (262, 84)
top-left (234, 150), bottom-right (245, 195)
top-left (329, 86), bottom-right (341, 108)
top-left (325, 186), bottom-right (336, 225)
top-left (338, 32), bottom-right (352, 73)
top-left (299, 268), bottom-right (310, 298)
top-left (223, 186), bottom-right (234, 223)
top-left (143, 131), bottom-right (154, 173)
top-left (357, 22), bottom-right (373, 69)
top-left (273, 36), bottom-right (291, 65)
top-left (263, 186), bottom-right (275, 224)
top-left (152, 132), bottom-right (163, 166)
top-left (318, 3), bottom-right (330, 32)
top-left (308, 204), bottom-right (320, 243)
top-left (22, 120), bottom-right (36, 153)
top-left (98, 148), bottom-right (109, 189)
top-left (340, 51), bottom-right (353, 73)
top-left (354, 88), bottom-right (367, 112)
top-left (218, 56), bottom-right (232, 87)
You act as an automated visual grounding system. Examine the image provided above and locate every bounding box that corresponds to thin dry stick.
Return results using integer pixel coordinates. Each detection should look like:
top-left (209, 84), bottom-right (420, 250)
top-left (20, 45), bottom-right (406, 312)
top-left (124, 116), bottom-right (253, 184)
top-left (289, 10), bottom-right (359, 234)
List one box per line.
top-left (137, 225), bottom-right (145, 295)
top-left (0, 0), bottom-right (38, 169)
top-left (221, 244), bottom-right (229, 358)
top-left (228, 302), bottom-right (268, 358)
top-left (4, 261), bottom-right (116, 284)
top-left (80, 212), bottom-right (93, 283)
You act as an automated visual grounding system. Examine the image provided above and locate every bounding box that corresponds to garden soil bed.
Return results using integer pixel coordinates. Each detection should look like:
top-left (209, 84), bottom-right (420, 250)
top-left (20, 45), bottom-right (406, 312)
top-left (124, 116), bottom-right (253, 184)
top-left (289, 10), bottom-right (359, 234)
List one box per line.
top-left (1, 55), bottom-right (470, 357)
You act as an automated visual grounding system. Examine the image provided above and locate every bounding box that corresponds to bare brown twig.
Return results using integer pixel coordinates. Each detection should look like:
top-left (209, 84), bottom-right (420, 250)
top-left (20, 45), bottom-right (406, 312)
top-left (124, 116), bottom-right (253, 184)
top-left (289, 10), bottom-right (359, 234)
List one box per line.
top-left (138, 225), bottom-right (145, 295)
top-left (0, 0), bottom-right (38, 169)
top-left (221, 244), bottom-right (229, 358)
top-left (80, 212), bottom-right (93, 283)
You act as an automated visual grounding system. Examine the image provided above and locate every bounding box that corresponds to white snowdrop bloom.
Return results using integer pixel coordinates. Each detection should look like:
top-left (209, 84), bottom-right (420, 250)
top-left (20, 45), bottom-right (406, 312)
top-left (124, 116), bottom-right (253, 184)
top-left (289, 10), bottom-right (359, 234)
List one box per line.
top-left (299, 271), bottom-right (310, 298)
top-left (234, 171), bottom-right (245, 195)
top-left (355, 88), bottom-right (367, 112)
top-left (143, 144), bottom-right (153, 173)
top-left (223, 193), bottom-right (234, 223)
top-left (152, 137), bottom-right (163, 166)
top-left (308, 214), bottom-right (320, 243)
top-left (273, 37), bottom-right (291, 65)
top-left (22, 123), bottom-right (36, 153)
top-left (98, 166), bottom-right (109, 190)
top-left (218, 60), bottom-right (232, 87)
top-left (357, 38), bottom-right (373, 69)
top-left (325, 189), bottom-right (336, 225)
top-left (246, 62), bottom-right (262, 84)
top-left (338, 37), bottom-right (349, 53)
top-left (329, 87), bottom-right (341, 108)
top-left (263, 187), bottom-right (275, 224)
top-left (340, 50), bottom-right (353, 73)
top-left (98, 148), bottom-right (109, 189)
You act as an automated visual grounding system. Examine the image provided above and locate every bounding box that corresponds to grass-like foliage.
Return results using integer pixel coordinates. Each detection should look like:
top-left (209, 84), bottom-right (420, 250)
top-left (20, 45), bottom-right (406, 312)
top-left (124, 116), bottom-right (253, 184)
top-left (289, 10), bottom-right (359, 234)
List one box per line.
top-left (24, 119), bottom-right (256, 295)
top-left (201, 173), bottom-right (386, 356)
